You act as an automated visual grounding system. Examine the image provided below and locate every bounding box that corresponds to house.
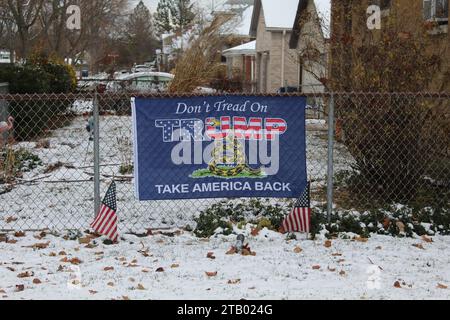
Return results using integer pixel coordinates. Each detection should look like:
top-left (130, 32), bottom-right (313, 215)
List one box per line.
top-left (0, 50), bottom-right (14, 64)
top-left (214, 1), bottom-right (255, 91)
top-left (222, 40), bottom-right (256, 92)
top-left (250, 0), bottom-right (300, 93)
top-left (329, 0), bottom-right (449, 92)
top-left (289, 0), bottom-right (330, 93)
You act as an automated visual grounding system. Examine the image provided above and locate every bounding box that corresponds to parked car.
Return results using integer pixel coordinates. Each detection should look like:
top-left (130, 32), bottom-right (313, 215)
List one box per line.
top-left (106, 71), bottom-right (175, 93)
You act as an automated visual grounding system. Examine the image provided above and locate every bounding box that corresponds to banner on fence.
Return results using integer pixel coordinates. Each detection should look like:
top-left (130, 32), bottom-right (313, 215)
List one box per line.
top-left (132, 96), bottom-right (307, 200)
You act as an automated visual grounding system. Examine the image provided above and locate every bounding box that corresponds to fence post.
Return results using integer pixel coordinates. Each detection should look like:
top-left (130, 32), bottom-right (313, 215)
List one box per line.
top-left (93, 91), bottom-right (101, 217)
top-left (326, 93), bottom-right (335, 224)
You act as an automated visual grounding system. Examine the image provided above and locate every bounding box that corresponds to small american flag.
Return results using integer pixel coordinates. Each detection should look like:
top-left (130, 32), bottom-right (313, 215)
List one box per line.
top-left (91, 181), bottom-right (119, 242)
top-left (282, 182), bottom-right (311, 233)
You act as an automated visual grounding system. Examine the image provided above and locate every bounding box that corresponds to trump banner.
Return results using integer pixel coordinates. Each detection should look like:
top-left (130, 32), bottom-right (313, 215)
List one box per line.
top-left (132, 95), bottom-right (307, 200)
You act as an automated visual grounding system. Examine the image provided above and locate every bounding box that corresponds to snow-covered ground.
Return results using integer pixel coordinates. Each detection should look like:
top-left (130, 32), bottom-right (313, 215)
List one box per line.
top-left (0, 228), bottom-right (449, 300)
top-left (0, 113), bottom-right (353, 232)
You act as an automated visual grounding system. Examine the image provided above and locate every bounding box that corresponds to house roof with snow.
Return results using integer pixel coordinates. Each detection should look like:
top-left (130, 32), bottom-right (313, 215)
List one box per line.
top-left (250, 0), bottom-right (300, 36)
top-left (222, 40), bottom-right (256, 56)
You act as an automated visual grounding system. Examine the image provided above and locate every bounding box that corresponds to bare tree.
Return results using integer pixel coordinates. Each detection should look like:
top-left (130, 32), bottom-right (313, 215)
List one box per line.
top-left (2, 0), bottom-right (45, 59)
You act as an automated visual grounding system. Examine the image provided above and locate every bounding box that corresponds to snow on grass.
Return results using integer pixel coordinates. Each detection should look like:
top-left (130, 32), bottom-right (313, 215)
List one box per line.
top-left (0, 230), bottom-right (449, 300)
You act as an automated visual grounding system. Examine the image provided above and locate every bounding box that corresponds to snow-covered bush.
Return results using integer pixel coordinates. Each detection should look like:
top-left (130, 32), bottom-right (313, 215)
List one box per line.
top-left (195, 199), bottom-right (450, 239)
top-left (0, 54), bottom-right (76, 140)
top-left (194, 199), bottom-right (287, 238)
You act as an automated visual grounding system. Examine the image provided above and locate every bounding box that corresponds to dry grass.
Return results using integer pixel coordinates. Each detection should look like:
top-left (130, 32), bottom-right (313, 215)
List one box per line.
top-left (168, 16), bottom-right (234, 94)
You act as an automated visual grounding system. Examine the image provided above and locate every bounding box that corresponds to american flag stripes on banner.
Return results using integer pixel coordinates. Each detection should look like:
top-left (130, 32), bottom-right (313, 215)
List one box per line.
top-left (282, 182), bottom-right (311, 233)
top-left (91, 181), bottom-right (119, 242)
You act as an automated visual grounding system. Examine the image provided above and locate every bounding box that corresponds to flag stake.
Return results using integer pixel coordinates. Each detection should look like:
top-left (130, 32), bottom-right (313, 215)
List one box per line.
top-left (93, 90), bottom-right (101, 217)
top-left (326, 94), bottom-right (335, 225)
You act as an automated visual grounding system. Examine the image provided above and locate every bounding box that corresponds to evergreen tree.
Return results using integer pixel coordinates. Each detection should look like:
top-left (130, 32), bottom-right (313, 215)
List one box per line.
top-left (155, 0), bottom-right (195, 34)
top-left (172, 0), bottom-right (196, 33)
top-left (124, 1), bottom-right (158, 64)
top-left (155, 0), bottom-right (176, 34)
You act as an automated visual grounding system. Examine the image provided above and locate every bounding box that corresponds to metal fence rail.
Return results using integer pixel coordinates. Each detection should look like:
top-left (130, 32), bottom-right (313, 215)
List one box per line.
top-left (0, 92), bottom-right (448, 232)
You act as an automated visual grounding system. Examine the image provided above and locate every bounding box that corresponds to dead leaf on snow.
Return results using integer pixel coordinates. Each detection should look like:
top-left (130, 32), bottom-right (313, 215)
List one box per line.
top-left (14, 231), bottom-right (26, 238)
top-left (207, 252), bottom-right (216, 260)
top-left (156, 267), bottom-right (165, 272)
top-left (324, 240), bottom-right (332, 248)
top-left (242, 244), bottom-right (256, 256)
top-left (251, 227), bottom-right (260, 237)
top-left (15, 284), bottom-right (25, 292)
top-left (137, 284), bottom-right (146, 290)
top-left (228, 279), bottom-right (241, 284)
top-left (375, 246), bottom-right (382, 250)
top-left (394, 281), bottom-right (402, 288)
top-left (422, 235), bottom-right (433, 243)
top-left (32, 278), bottom-right (41, 284)
top-left (5, 217), bottom-right (18, 223)
top-left (17, 271), bottom-right (34, 278)
top-left (171, 264), bottom-right (179, 269)
top-left (328, 267), bottom-right (336, 272)
top-left (23, 242), bottom-right (50, 250)
top-left (412, 243), bottom-right (425, 250)
top-left (205, 271), bottom-right (218, 277)
top-left (242, 248), bottom-right (256, 256)
top-left (437, 283), bottom-right (448, 289)
top-left (33, 231), bottom-right (47, 240)
top-left (354, 236), bottom-right (368, 243)
top-left (226, 247), bottom-right (237, 255)
top-left (103, 267), bottom-right (114, 271)
top-left (127, 263), bottom-right (139, 268)
top-left (78, 237), bottom-right (91, 244)
top-left (396, 221), bottom-right (405, 233)
top-left (122, 296), bottom-right (130, 300)
top-left (312, 265), bottom-right (321, 270)
top-left (382, 217), bottom-right (390, 229)
top-left (60, 257), bottom-right (82, 265)
top-left (293, 246), bottom-right (302, 253)
top-left (339, 270), bottom-right (346, 276)
top-left (142, 268), bottom-right (150, 273)
top-left (49, 252), bottom-right (57, 257)
top-left (332, 253), bottom-right (342, 257)
top-left (107, 282), bottom-right (115, 287)
top-left (7, 239), bottom-right (18, 244)
top-left (89, 290), bottom-right (98, 295)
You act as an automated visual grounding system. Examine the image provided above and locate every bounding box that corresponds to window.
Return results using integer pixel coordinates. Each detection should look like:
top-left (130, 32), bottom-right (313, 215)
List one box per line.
top-left (424, 0), bottom-right (449, 23)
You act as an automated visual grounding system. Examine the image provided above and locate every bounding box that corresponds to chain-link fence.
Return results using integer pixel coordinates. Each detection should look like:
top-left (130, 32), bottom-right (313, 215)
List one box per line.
top-left (0, 90), bottom-right (448, 232)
